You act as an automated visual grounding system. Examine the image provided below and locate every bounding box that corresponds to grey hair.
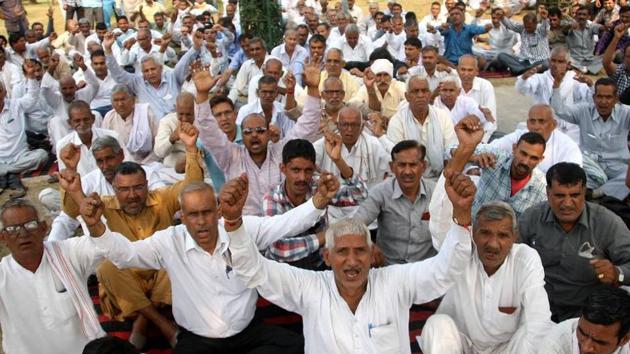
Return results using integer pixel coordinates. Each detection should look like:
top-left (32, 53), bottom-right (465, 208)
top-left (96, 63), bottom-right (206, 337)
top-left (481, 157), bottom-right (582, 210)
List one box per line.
top-left (78, 18), bottom-right (90, 25)
top-left (325, 47), bottom-right (344, 60)
top-left (140, 54), bottom-right (163, 67)
top-left (406, 74), bottom-right (429, 90)
top-left (550, 46), bottom-right (572, 62)
top-left (91, 135), bottom-right (123, 155)
top-left (336, 12), bottom-right (351, 20)
top-left (177, 181), bottom-right (215, 206)
top-left (440, 76), bottom-right (461, 89)
top-left (323, 76), bottom-right (344, 88)
top-left (284, 28), bottom-right (298, 38)
top-left (263, 58), bottom-right (283, 71)
top-left (111, 84), bottom-right (134, 97)
top-left (458, 54), bottom-right (478, 67)
top-left (325, 217), bottom-right (372, 249)
top-left (473, 201), bottom-right (518, 235)
top-left (0, 198), bottom-right (39, 225)
top-left (345, 24), bottom-right (360, 35)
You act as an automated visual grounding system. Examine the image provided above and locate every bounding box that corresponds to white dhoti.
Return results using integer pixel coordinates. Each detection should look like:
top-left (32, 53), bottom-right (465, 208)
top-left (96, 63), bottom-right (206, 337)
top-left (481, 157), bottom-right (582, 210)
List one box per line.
top-left (0, 149), bottom-right (48, 176)
top-left (419, 314), bottom-right (468, 354)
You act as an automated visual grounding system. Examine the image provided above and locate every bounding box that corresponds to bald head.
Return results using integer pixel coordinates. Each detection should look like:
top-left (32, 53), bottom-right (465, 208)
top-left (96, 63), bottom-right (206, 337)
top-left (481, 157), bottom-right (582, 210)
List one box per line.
top-left (264, 58), bottom-right (283, 80)
top-left (527, 104), bottom-right (556, 141)
top-left (337, 107), bottom-right (362, 146)
top-left (176, 92), bottom-right (195, 123)
top-left (60, 76), bottom-right (78, 102)
top-left (457, 54), bottom-right (479, 84)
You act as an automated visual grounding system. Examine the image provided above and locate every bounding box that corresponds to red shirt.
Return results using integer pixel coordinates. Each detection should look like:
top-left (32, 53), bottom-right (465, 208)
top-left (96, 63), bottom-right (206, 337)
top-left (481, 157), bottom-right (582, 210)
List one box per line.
top-left (511, 174), bottom-right (531, 196)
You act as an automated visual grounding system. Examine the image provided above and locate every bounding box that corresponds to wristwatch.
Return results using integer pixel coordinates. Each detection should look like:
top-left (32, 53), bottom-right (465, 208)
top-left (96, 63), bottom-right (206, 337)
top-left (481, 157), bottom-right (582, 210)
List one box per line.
top-left (617, 266), bottom-right (625, 283)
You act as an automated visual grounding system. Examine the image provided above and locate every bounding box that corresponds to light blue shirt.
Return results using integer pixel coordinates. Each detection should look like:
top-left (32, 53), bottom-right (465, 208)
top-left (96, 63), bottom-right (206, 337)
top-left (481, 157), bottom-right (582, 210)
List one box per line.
top-left (551, 88), bottom-right (630, 175)
top-left (106, 47), bottom-right (199, 119)
top-left (270, 43), bottom-right (308, 85)
top-left (228, 48), bottom-right (248, 71)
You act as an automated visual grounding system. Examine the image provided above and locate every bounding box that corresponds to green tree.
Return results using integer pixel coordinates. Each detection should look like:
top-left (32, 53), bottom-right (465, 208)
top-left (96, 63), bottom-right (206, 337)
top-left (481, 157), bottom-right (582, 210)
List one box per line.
top-left (239, 0), bottom-right (283, 49)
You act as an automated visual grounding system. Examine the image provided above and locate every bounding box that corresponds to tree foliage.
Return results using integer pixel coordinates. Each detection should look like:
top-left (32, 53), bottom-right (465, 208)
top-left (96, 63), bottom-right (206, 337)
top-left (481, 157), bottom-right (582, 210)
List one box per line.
top-left (239, 0), bottom-right (283, 49)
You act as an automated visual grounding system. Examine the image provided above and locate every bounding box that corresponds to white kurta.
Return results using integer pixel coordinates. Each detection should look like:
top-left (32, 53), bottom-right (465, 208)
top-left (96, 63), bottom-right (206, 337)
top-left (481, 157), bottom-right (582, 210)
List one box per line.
top-left (537, 318), bottom-right (630, 354)
top-left (422, 244), bottom-right (553, 354)
top-left (0, 238), bottom-right (104, 353)
top-left (56, 127), bottom-right (130, 176)
top-left (229, 223), bottom-right (473, 354)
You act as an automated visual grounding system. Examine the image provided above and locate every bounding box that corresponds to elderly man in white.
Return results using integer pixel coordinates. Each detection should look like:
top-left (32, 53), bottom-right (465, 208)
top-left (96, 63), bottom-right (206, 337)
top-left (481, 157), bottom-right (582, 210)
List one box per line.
top-left (419, 122), bottom-right (553, 354)
top-left (247, 57), bottom-right (304, 106)
top-left (387, 75), bottom-right (456, 179)
top-left (226, 160), bottom-right (477, 354)
top-left (457, 55), bottom-right (497, 136)
top-left (332, 24), bottom-right (373, 63)
top-left (489, 104), bottom-right (582, 172)
top-left (119, 29), bottom-right (177, 73)
top-left (57, 100), bottom-right (129, 176)
top-left (515, 46), bottom-right (590, 143)
top-left (101, 84), bottom-right (158, 163)
top-left (434, 77), bottom-right (495, 142)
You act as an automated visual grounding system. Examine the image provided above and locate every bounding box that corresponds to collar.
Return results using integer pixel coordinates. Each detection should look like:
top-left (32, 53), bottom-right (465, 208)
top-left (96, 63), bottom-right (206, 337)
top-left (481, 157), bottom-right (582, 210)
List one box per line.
top-left (254, 98), bottom-right (281, 117)
top-left (392, 178), bottom-right (426, 201)
top-left (593, 105), bottom-right (619, 122)
top-left (69, 127), bottom-right (99, 146)
top-left (184, 224), bottom-right (230, 254)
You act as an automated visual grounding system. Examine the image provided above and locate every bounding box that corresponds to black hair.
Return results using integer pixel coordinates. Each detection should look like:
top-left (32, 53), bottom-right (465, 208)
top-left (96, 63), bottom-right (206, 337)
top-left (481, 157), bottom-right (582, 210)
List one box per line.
top-left (620, 5), bottom-right (630, 14)
top-left (238, 32), bottom-right (254, 42)
top-left (391, 140), bottom-right (426, 161)
top-left (258, 75), bottom-right (278, 89)
top-left (582, 285), bottom-right (630, 341)
top-left (117, 16), bottom-right (128, 22)
top-left (90, 49), bottom-right (106, 60)
top-left (516, 131), bottom-right (546, 150)
top-left (114, 161), bottom-right (147, 179)
top-left (83, 336), bottom-right (139, 354)
top-left (8, 32), bottom-right (24, 46)
top-left (282, 139), bottom-right (316, 164)
top-left (548, 6), bottom-right (562, 17)
top-left (404, 37), bottom-right (422, 49)
top-left (545, 162), bottom-right (587, 187)
top-left (67, 100), bottom-right (92, 118)
top-left (594, 77), bottom-right (618, 95)
top-left (309, 34), bottom-right (326, 45)
top-left (405, 12), bottom-right (418, 23)
top-left (369, 47), bottom-right (394, 63)
top-left (421, 45), bottom-right (439, 54)
top-left (209, 95), bottom-right (235, 111)
top-left (95, 22), bottom-right (107, 31)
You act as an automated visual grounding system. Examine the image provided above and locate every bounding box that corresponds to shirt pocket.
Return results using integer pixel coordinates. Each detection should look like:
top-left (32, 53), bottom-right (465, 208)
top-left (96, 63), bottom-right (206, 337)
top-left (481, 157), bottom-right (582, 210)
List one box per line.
top-left (44, 289), bottom-right (78, 328)
top-left (369, 322), bottom-right (402, 354)
top-left (491, 306), bottom-right (521, 334)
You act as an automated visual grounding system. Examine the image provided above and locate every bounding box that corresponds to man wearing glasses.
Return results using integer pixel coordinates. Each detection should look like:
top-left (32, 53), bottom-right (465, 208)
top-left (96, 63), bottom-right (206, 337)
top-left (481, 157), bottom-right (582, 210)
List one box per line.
top-left (194, 56), bottom-right (323, 216)
top-left (0, 198), bottom-right (106, 353)
top-left (58, 121), bottom-right (204, 349)
top-left (519, 162), bottom-right (630, 322)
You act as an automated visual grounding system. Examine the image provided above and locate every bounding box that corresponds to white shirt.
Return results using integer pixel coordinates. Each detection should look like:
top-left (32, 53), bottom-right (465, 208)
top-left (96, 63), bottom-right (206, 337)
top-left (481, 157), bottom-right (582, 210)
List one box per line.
top-left (0, 92), bottom-right (31, 164)
top-left (90, 199), bottom-right (325, 338)
top-left (0, 238), bottom-right (104, 353)
top-left (434, 94), bottom-right (489, 125)
top-left (515, 70), bottom-right (590, 143)
top-left (56, 127), bottom-right (128, 176)
top-left (538, 318), bottom-right (630, 354)
top-left (437, 244), bottom-right (553, 353)
top-left (120, 43), bottom-right (177, 73)
top-left (408, 65), bottom-right (459, 92)
top-left (228, 57), bottom-right (266, 102)
top-left (247, 73), bottom-right (304, 105)
top-left (228, 222), bottom-right (473, 354)
top-left (489, 129), bottom-right (583, 172)
top-left (419, 15), bottom-right (447, 54)
top-left (332, 35), bottom-right (374, 63)
top-left (84, 33), bottom-right (122, 62)
top-left (41, 72), bottom-right (95, 121)
top-left (236, 99), bottom-right (295, 138)
top-left (0, 61), bottom-right (23, 98)
top-left (461, 77), bottom-right (497, 121)
top-left (82, 67), bottom-right (117, 108)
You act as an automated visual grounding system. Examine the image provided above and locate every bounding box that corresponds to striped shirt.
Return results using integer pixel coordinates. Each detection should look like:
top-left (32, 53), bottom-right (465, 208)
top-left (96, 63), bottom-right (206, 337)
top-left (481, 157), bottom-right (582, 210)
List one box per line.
top-left (262, 175), bottom-right (368, 268)
top-left (472, 146), bottom-right (548, 218)
top-left (502, 17), bottom-right (551, 62)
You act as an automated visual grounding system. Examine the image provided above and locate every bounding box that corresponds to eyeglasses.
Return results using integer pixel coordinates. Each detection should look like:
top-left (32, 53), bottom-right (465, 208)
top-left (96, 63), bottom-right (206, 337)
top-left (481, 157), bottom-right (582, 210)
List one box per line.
top-left (337, 122), bottom-right (362, 129)
top-left (242, 127), bottom-right (268, 135)
top-left (115, 184), bottom-right (147, 193)
top-left (2, 220), bottom-right (40, 235)
top-left (323, 89), bottom-right (344, 96)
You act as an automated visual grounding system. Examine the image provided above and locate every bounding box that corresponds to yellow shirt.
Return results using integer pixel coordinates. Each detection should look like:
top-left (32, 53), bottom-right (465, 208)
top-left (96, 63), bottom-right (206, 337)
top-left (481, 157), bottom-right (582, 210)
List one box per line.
top-left (62, 150), bottom-right (204, 240)
top-left (134, 1), bottom-right (165, 23)
top-left (349, 80), bottom-right (407, 119)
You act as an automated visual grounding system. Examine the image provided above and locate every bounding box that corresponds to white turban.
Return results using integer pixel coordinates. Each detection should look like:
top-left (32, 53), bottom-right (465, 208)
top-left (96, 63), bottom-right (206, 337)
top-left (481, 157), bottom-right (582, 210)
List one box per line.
top-left (370, 59), bottom-right (393, 77)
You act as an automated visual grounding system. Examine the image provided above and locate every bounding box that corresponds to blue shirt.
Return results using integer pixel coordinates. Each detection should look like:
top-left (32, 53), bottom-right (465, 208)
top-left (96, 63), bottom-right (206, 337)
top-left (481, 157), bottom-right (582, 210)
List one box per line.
top-left (440, 24), bottom-right (488, 64)
top-left (228, 48), bottom-right (248, 71)
top-left (106, 48), bottom-right (199, 119)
